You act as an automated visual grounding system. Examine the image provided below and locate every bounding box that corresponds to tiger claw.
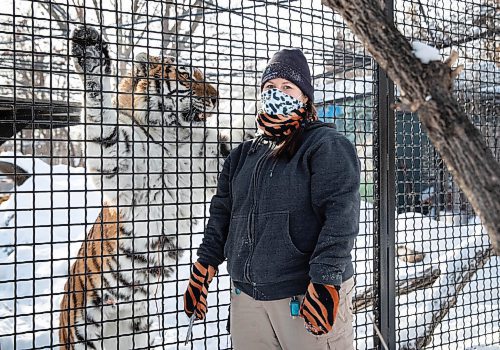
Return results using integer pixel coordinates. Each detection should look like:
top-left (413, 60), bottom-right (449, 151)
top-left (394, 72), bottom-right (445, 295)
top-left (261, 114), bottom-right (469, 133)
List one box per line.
top-left (70, 26), bottom-right (111, 75)
top-left (103, 293), bottom-right (117, 306)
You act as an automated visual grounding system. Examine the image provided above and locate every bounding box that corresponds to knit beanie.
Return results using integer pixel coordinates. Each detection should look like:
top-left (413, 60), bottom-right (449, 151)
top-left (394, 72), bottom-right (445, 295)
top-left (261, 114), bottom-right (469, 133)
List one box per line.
top-left (261, 48), bottom-right (314, 102)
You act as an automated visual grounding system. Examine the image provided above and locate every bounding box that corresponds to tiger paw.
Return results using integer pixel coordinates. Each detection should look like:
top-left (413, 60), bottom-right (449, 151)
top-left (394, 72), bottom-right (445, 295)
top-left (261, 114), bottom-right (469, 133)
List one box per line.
top-left (218, 132), bottom-right (231, 158)
top-left (71, 26), bottom-right (111, 76)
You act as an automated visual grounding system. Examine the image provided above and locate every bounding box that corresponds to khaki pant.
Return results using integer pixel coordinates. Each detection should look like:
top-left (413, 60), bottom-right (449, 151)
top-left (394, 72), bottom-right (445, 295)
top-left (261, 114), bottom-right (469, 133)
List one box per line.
top-left (230, 277), bottom-right (355, 350)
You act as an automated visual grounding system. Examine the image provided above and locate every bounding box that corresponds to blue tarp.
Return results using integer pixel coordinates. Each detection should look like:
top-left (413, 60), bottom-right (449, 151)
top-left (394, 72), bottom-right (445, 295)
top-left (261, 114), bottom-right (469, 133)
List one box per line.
top-left (316, 104), bottom-right (343, 122)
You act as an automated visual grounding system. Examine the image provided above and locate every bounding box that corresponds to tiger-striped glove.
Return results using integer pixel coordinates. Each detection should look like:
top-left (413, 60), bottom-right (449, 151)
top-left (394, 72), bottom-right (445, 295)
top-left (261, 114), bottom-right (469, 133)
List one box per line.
top-left (299, 282), bottom-right (340, 335)
top-left (183, 261), bottom-right (217, 320)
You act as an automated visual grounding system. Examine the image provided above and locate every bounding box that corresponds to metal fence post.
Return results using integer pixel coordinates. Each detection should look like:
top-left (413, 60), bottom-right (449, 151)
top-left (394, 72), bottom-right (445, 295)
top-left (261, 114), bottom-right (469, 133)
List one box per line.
top-left (374, 0), bottom-right (396, 347)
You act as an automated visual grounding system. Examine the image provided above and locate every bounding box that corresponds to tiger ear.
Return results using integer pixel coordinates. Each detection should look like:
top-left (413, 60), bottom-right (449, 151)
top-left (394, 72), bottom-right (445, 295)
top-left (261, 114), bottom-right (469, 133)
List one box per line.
top-left (163, 55), bottom-right (176, 64)
top-left (133, 52), bottom-right (150, 77)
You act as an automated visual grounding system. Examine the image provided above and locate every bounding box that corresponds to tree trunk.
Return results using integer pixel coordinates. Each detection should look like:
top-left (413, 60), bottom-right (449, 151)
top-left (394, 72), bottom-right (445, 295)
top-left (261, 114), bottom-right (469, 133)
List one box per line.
top-left (321, 0), bottom-right (500, 254)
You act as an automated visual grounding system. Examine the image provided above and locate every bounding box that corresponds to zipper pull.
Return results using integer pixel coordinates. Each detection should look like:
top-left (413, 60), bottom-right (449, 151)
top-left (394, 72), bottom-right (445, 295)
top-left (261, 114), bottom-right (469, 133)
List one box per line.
top-left (270, 159), bottom-right (278, 178)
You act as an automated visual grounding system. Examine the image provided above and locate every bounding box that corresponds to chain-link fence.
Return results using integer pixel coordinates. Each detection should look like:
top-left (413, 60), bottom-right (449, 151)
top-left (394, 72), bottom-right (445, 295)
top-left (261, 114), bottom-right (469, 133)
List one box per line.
top-left (0, 0), bottom-right (497, 349)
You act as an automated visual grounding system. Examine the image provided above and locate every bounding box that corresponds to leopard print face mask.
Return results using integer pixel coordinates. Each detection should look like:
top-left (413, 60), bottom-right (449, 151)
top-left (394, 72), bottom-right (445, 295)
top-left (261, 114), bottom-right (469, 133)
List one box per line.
top-left (257, 88), bottom-right (315, 140)
top-left (260, 88), bottom-right (305, 116)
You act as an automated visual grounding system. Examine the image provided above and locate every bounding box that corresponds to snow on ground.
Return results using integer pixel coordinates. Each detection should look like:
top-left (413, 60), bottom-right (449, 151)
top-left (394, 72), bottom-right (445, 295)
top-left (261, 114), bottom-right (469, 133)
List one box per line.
top-left (0, 154), bottom-right (498, 349)
top-left (0, 152), bottom-right (102, 349)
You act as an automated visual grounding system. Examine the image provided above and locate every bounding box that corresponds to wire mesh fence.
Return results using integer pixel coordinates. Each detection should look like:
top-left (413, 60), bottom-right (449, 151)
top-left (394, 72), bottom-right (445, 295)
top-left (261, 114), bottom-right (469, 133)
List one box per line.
top-left (0, 0), bottom-right (497, 349)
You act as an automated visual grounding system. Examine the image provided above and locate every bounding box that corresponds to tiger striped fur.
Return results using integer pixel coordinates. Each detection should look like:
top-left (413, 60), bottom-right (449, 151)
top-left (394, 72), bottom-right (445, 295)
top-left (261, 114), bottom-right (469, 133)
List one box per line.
top-left (59, 26), bottom-right (221, 349)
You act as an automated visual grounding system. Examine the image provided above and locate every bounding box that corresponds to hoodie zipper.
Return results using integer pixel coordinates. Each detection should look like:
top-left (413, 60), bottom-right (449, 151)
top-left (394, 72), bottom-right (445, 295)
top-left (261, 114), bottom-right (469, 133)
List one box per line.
top-left (243, 146), bottom-right (271, 284)
top-left (269, 158), bottom-right (278, 178)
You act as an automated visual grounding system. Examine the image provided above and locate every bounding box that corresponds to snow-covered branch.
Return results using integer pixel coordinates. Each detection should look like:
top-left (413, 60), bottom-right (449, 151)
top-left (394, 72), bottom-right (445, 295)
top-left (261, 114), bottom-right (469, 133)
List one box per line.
top-left (399, 236), bottom-right (493, 349)
top-left (353, 264), bottom-right (441, 312)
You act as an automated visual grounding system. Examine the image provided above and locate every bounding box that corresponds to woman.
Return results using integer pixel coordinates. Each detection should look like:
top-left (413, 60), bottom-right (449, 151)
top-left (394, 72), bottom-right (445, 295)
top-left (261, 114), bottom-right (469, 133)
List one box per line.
top-left (183, 48), bottom-right (360, 349)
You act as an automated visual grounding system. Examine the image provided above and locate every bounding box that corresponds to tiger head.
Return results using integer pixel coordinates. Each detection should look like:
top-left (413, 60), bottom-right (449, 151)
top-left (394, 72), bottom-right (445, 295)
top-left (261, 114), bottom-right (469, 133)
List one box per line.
top-left (118, 53), bottom-right (218, 127)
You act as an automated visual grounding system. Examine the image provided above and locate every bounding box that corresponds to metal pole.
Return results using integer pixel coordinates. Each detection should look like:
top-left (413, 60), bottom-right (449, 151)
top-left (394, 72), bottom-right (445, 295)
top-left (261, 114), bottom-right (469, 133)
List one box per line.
top-left (374, 0), bottom-right (396, 347)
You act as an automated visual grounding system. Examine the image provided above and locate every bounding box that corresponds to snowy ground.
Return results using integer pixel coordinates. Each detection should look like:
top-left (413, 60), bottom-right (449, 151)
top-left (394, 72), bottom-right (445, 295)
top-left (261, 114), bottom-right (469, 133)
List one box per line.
top-left (0, 154), bottom-right (498, 349)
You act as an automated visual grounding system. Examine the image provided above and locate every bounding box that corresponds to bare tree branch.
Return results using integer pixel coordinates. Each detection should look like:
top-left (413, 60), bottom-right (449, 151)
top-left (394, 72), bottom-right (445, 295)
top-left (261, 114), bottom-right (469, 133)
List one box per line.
top-left (38, 1), bottom-right (69, 33)
top-left (128, 1), bottom-right (157, 54)
top-left (353, 265), bottom-right (441, 312)
top-left (400, 242), bottom-right (493, 349)
top-left (437, 27), bottom-right (499, 50)
top-left (91, 0), bottom-right (103, 27)
top-left (162, 0), bottom-right (203, 54)
top-left (71, 0), bottom-right (84, 23)
top-left (321, 0), bottom-right (500, 254)
top-left (131, 0), bottom-right (150, 46)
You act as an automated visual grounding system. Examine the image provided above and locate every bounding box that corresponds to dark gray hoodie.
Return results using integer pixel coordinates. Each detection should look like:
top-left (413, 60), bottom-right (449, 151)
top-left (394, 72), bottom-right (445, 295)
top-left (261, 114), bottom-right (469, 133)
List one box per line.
top-left (197, 122), bottom-right (361, 301)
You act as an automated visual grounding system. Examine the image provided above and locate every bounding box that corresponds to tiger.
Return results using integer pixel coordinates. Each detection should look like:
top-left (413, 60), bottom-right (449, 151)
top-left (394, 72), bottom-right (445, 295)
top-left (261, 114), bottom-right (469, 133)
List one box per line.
top-left (59, 26), bottom-right (222, 349)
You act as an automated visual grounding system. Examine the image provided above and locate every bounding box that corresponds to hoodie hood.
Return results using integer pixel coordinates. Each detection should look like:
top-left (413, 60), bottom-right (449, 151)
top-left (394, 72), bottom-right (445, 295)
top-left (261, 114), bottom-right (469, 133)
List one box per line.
top-left (305, 120), bottom-right (336, 131)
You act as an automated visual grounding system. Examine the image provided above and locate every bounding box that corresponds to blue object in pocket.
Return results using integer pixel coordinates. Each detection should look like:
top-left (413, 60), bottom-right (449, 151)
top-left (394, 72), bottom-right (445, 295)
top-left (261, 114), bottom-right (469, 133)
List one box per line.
top-left (290, 296), bottom-right (300, 318)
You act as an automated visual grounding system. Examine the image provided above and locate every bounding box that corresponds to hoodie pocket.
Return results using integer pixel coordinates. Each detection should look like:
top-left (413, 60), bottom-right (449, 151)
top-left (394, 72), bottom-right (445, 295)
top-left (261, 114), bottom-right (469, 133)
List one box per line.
top-left (224, 214), bottom-right (249, 282)
top-left (251, 211), bottom-right (309, 284)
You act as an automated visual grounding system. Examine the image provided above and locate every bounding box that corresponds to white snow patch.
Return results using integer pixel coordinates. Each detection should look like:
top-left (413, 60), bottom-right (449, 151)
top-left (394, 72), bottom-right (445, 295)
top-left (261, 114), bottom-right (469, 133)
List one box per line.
top-left (412, 41), bottom-right (442, 64)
